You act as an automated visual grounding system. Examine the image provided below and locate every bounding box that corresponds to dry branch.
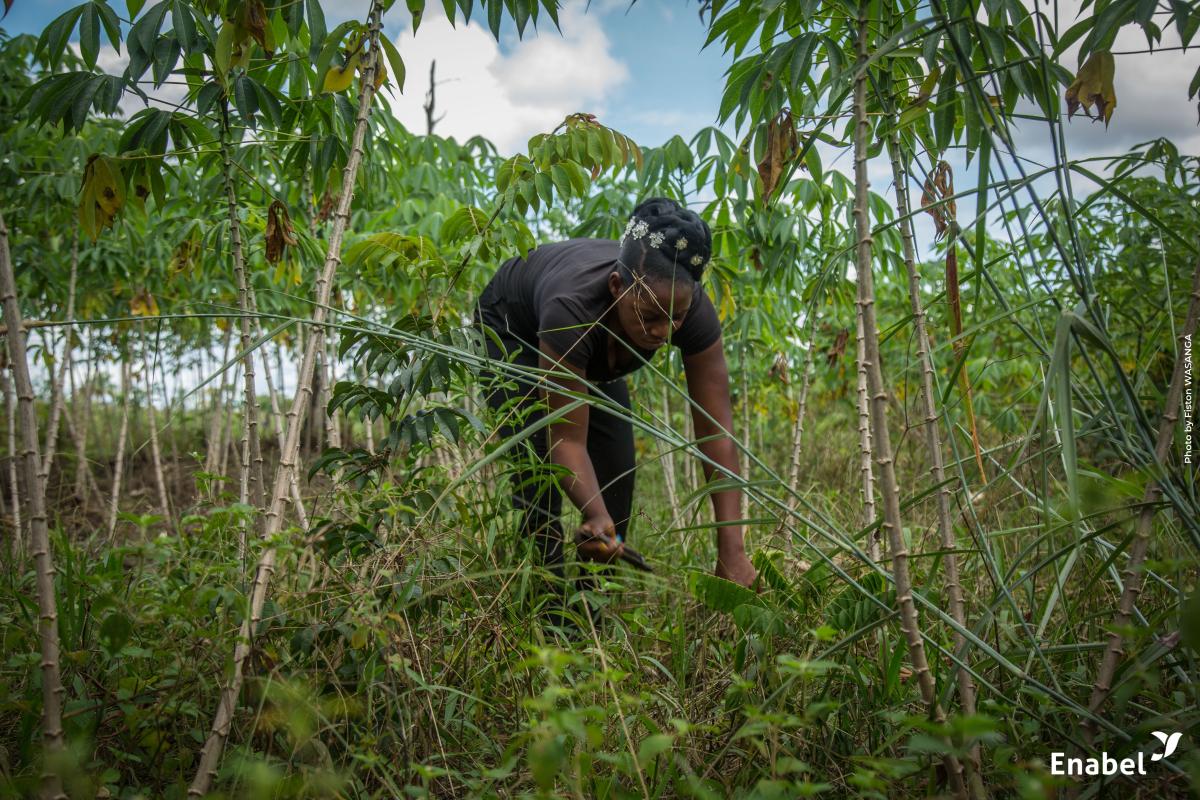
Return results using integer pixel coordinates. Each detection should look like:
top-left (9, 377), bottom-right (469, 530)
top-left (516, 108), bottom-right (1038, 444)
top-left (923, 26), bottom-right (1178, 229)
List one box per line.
top-left (784, 332), bottom-right (815, 497)
top-left (140, 321), bottom-right (173, 527)
top-left (250, 294), bottom-right (309, 530)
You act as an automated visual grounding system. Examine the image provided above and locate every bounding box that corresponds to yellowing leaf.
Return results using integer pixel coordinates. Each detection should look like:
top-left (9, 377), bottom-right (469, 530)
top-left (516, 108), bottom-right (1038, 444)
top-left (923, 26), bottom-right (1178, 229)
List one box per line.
top-left (914, 65), bottom-right (941, 106)
top-left (170, 238), bottom-right (197, 276)
top-left (1066, 50), bottom-right (1116, 126)
top-left (898, 66), bottom-right (942, 128)
top-left (718, 280), bottom-right (736, 322)
top-left (78, 154), bottom-right (125, 241)
top-left (237, 0), bottom-right (271, 55)
top-left (323, 52), bottom-right (361, 93)
top-left (372, 56), bottom-right (387, 90)
top-left (130, 288), bottom-right (159, 317)
top-left (215, 22), bottom-right (235, 78)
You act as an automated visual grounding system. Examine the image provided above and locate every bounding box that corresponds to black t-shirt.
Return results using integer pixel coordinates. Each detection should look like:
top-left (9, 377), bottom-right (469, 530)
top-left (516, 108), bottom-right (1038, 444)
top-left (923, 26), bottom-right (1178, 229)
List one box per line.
top-left (477, 238), bottom-right (722, 382)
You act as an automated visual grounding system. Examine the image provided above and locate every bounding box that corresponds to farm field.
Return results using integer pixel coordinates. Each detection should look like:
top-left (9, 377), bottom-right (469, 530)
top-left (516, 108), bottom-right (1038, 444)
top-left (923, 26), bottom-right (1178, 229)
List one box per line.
top-left (1, 0), bottom-right (1198, 797)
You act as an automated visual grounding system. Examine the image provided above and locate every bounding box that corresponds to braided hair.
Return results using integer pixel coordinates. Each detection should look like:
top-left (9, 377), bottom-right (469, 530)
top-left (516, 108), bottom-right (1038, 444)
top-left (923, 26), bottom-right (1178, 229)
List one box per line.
top-left (617, 197), bottom-right (712, 286)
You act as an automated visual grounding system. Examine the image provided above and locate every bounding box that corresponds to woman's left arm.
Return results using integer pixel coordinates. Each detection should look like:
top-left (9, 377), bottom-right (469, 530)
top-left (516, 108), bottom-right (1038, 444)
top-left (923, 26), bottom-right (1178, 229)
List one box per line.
top-left (682, 337), bottom-right (757, 587)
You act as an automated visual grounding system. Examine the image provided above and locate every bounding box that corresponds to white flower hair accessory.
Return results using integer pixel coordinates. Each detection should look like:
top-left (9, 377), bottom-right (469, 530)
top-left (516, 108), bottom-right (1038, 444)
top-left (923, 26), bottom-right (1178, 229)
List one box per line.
top-left (648, 231), bottom-right (665, 249)
top-left (619, 217), bottom-right (636, 246)
top-left (690, 254), bottom-right (706, 267)
top-left (675, 237), bottom-right (688, 250)
top-left (631, 220), bottom-right (649, 240)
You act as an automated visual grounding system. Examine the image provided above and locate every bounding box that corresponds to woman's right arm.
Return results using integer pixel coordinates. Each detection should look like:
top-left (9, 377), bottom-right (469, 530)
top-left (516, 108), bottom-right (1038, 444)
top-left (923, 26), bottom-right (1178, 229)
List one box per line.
top-left (538, 341), bottom-right (622, 554)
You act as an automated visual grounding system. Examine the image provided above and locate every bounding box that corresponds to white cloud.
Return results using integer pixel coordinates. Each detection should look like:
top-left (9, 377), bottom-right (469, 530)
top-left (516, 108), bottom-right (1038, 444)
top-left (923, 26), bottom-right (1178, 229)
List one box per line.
top-left (381, 1), bottom-right (628, 153)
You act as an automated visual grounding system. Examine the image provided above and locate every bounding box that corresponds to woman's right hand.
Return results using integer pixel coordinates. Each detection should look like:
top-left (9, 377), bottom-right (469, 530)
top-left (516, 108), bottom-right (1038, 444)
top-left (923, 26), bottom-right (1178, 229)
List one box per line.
top-left (576, 514), bottom-right (624, 563)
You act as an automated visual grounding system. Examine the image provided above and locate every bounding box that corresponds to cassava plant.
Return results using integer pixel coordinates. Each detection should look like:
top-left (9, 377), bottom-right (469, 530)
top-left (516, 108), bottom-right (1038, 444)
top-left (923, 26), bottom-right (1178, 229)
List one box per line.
top-left (0, 213), bottom-right (66, 799)
top-left (849, 8), bottom-right (966, 796)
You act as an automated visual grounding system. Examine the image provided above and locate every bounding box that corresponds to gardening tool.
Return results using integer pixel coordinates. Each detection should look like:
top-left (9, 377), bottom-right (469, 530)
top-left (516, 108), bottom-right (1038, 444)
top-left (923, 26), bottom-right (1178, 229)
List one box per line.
top-left (574, 529), bottom-right (653, 573)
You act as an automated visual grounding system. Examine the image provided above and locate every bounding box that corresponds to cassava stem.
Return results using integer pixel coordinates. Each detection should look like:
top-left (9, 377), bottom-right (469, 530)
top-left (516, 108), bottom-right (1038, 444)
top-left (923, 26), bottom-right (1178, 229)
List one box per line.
top-left (890, 131), bottom-right (986, 799)
top-left (106, 358), bottom-right (131, 541)
top-left (39, 231), bottom-right (76, 485)
top-left (188, 5), bottom-right (385, 792)
top-left (140, 321), bottom-right (173, 528)
top-left (851, 10), bottom-right (966, 797)
top-left (0, 212), bottom-right (67, 799)
top-left (854, 307), bottom-right (878, 560)
top-left (219, 103), bottom-right (266, 523)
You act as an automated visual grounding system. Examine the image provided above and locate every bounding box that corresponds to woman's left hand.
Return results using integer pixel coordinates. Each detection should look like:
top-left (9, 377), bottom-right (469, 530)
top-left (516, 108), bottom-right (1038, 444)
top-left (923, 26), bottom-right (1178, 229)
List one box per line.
top-left (716, 551), bottom-right (758, 589)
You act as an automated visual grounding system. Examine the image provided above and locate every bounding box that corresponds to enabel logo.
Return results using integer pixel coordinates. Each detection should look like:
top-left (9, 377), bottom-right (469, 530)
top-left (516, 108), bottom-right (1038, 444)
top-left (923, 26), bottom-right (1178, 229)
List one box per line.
top-left (1150, 731), bottom-right (1182, 761)
top-left (1050, 731), bottom-right (1182, 777)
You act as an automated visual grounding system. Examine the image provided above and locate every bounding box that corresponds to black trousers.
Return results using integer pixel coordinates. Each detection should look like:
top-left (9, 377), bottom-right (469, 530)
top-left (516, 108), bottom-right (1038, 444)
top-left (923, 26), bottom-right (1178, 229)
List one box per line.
top-left (477, 311), bottom-right (636, 572)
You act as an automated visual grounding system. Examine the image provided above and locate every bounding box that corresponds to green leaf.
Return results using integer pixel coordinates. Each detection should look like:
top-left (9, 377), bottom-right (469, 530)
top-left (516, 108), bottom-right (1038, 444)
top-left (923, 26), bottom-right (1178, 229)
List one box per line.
top-left (898, 101), bottom-right (926, 129)
top-left (1054, 15), bottom-right (1094, 56)
top-left (549, 163), bottom-right (573, 200)
top-left (39, 5), bottom-right (85, 69)
top-left (79, 4), bottom-right (101, 69)
top-left (529, 734), bottom-right (564, 791)
top-left (132, 1), bottom-right (168, 61)
top-left (637, 734), bottom-right (674, 766)
top-left (97, 1), bottom-right (123, 53)
top-left (1182, 589), bottom-right (1200, 654)
top-left (379, 33), bottom-right (407, 94)
top-left (486, 0), bottom-right (502, 39)
top-left (232, 73), bottom-right (259, 126)
top-left (306, 0), bottom-right (327, 59)
top-left (149, 32), bottom-right (182, 88)
top-left (1050, 312), bottom-right (1080, 517)
top-left (407, 0), bottom-right (425, 32)
top-left (534, 170), bottom-right (554, 206)
top-left (933, 70), bottom-right (957, 152)
top-left (732, 603), bottom-right (783, 635)
top-left (100, 611), bottom-right (133, 653)
top-left (440, 206), bottom-right (489, 242)
top-left (689, 572), bottom-right (761, 613)
top-left (215, 22), bottom-right (234, 79)
top-left (513, 0), bottom-right (531, 38)
top-left (539, 0), bottom-right (559, 29)
top-left (172, 0), bottom-right (199, 55)
top-left (253, 79), bottom-right (283, 128)
top-left (127, 0), bottom-right (146, 17)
